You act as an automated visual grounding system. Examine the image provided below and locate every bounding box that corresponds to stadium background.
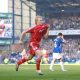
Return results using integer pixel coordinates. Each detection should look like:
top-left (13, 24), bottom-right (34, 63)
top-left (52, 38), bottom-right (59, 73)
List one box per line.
top-left (0, 0), bottom-right (80, 64)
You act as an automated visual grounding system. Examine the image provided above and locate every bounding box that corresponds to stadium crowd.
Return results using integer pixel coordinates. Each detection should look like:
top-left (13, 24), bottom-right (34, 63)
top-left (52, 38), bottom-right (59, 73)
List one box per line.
top-left (0, 15), bottom-right (80, 64)
top-left (0, 37), bottom-right (80, 64)
top-left (50, 15), bottom-right (80, 30)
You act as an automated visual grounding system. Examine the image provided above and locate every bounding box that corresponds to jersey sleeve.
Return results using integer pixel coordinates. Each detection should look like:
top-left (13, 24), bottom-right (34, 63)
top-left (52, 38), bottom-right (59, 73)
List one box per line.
top-left (44, 24), bottom-right (49, 28)
top-left (25, 26), bottom-right (35, 33)
top-left (61, 38), bottom-right (65, 43)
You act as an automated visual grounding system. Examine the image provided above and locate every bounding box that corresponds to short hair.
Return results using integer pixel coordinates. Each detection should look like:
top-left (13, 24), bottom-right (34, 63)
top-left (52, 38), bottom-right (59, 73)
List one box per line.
top-left (58, 33), bottom-right (63, 36)
top-left (35, 16), bottom-right (42, 24)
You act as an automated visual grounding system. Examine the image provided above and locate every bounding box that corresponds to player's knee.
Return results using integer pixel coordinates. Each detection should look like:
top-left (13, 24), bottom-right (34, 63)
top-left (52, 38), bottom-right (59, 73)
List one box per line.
top-left (28, 57), bottom-right (32, 60)
top-left (60, 59), bottom-right (63, 62)
top-left (53, 59), bottom-right (56, 63)
top-left (27, 55), bottom-right (33, 61)
top-left (23, 56), bottom-right (27, 60)
top-left (35, 50), bottom-right (42, 58)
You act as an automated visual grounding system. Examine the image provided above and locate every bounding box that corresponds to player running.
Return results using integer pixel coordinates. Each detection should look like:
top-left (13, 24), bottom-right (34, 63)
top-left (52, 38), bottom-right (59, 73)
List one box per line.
top-left (16, 16), bottom-right (49, 75)
top-left (49, 33), bottom-right (67, 71)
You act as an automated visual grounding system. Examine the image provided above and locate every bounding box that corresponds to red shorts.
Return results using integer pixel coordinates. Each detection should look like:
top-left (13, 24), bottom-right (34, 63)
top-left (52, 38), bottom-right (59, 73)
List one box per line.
top-left (29, 42), bottom-right (40, 55)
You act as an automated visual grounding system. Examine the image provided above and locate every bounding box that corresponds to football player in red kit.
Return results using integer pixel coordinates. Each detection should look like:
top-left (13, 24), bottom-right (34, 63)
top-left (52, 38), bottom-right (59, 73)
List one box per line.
top-left (0, 24), bottom-right (5, 37)
top-left (16, 16), bottom-right (49, 75)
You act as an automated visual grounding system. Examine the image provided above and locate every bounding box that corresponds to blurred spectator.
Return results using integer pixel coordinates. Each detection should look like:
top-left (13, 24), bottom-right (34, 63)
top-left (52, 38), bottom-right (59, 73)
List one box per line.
top-left (49, 15), bottom-right (80, 30)
top-left (0, 37), bottom-right (80, 64)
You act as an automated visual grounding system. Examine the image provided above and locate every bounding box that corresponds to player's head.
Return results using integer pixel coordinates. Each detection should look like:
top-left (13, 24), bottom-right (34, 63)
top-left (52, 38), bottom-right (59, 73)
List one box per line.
top-left (0, 24), bottom-right (5, 29)
top-left (57, 33), bottom-right (63, 38)
top-left (35, 16), bottom-right (45, 25)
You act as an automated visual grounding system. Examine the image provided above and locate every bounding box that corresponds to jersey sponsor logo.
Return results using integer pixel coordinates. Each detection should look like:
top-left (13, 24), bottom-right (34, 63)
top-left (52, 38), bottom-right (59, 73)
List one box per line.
top-left (39, 29), bottom-right (45, 32)
top-left (33, 47), bottom-right (38, 51)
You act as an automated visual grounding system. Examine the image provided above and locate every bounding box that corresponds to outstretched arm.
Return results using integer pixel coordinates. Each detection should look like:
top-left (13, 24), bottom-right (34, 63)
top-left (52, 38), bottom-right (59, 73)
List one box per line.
top-left (19, 27), bottom-right (34, 44)
top-left (44, 24), bottom-right (50, 39)
top-left (19, 30), bottom-right (27, 41)
top-left (44, 28), bottom-right (49, 39)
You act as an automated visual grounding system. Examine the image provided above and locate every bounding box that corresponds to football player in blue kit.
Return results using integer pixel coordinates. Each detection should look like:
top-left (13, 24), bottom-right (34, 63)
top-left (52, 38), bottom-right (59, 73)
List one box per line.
top-left (49, 33), bottom-right (67, 71)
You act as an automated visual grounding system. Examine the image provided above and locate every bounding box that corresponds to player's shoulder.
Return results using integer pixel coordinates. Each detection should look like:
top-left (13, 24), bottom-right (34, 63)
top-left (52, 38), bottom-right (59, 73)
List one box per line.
top-left (30, 25), bottom-right (38, 29)
top-left (43, 24), bottom-right (48, 27)
top-left (0, 24), bottom-right (5, 29)
top-left (54, 37), bottom-right (61, 42)
top-left (56, 37), bottom-right (62, 40)
top-left (41, 24), bottom-right (48, 30)
top-left (54, 38), bottom-right (57, 42)
top-left (25, 26), bottom-right (36, 32)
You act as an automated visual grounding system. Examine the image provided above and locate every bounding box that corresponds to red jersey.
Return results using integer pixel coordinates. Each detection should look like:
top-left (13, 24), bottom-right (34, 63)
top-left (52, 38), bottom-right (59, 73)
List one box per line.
top-left (26, 24), bottom-right (48, 43)
top-left (0, 24), bottom-right (5, 35)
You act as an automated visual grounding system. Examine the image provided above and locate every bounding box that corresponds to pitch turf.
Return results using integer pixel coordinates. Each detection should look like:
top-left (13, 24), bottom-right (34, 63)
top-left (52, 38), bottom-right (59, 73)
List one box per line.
top-left (0, 64), bottom-right (80, 80)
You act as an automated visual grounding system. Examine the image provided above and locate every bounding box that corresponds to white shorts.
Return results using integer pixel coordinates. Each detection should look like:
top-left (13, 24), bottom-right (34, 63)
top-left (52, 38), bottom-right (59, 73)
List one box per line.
top-left (53, 53), bottom-right (62, 59)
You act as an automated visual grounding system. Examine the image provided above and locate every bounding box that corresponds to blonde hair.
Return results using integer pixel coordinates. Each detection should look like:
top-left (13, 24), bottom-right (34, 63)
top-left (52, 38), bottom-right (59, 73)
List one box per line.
top-left (35, 15), bottom-right (42, 25)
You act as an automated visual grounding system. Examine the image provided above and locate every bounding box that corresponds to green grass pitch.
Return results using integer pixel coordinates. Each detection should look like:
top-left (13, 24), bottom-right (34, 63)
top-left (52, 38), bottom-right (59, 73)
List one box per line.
top-left (0, 64), bottom-right (80, 80)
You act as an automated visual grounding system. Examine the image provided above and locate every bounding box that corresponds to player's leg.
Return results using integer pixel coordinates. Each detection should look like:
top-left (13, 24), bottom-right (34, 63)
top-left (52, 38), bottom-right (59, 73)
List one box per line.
top-left (29, 42), bottom-right (43, 75)
top-left (58, 53), bottom-right (67, 71)
top-left (49, 53), bottom-right (57, 71)
top-left (35, 49), bottom-right (43, 75)
top-left (60, 58), bottom-right (67, 71)
top-left (49, 59), bottom-right (56, 71)
top-left (16, 49), bottom-right (27, 65)
top-left (16, 53), bottom-right (34, 71)
top-left (42, 57), bottom-right (48, 64)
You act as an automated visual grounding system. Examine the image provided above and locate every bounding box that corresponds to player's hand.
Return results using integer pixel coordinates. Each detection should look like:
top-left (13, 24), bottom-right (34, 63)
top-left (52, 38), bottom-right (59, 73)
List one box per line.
top-left (19, 40), bottom-right (23, 45)
top-left (61, 35), bottom-right (64, 39)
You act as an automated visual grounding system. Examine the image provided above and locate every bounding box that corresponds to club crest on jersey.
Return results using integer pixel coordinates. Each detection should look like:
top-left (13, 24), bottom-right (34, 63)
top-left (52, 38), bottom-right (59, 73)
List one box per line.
top-left (39, 29), bottom-right (45, 32)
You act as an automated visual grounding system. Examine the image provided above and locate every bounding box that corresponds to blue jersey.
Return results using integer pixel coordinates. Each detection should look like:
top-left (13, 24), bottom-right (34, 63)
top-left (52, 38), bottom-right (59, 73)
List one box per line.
top-left (53, 37), bottom-right (64, 53)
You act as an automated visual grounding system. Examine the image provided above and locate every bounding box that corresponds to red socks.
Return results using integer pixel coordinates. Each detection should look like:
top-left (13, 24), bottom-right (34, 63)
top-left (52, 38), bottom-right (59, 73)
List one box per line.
top-left (17, 57), bottom-right (41, 71)
top-left (36, 58), bottom-right (41, 70)
top-left (17, 58), bottom-right (27, 65)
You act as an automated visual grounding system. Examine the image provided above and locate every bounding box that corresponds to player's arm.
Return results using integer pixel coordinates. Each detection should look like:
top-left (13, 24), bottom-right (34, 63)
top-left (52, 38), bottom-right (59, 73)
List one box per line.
top-left (19, 27), bottom-right (34, 44)
top-left (44, 24), bottom-right (50, 39)
top-left (61, 35), bottom-right (67, 43)
top-left (44, 28), bottom-right (49, 39)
